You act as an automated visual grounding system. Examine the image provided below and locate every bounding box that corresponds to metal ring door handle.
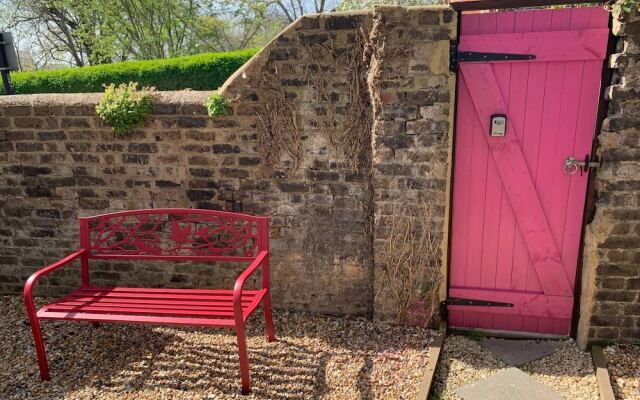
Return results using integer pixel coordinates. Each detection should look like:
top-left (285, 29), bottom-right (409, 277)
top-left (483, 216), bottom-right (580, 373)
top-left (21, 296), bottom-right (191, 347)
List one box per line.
top-left (564, 157), bottom-right (578, 175)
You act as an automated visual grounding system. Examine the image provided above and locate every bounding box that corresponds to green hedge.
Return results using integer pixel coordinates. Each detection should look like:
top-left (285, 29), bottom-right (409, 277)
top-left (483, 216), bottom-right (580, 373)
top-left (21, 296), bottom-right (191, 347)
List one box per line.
top-left (7, 48), bottom-right (258, 94)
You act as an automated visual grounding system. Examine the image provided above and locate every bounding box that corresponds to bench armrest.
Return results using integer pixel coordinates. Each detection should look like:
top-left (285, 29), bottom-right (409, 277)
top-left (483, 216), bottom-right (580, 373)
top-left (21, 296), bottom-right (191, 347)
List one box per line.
top-left (24, 249), bottom-right (87, 306)
top-left (232, 251), bottom-right (269, 322)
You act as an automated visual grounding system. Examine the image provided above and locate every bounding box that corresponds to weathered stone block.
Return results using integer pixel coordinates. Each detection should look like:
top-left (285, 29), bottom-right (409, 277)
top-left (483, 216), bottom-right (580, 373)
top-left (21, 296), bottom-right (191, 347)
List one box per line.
top-left (212, 144), bottom-right (241, 154)
top-left (220, 168), bottom-right (249, 178)
top-left (177, 116), bottom-right (207, 128)
top-left (128, 143), bottom-right (158, 153)
top-left (61, 118), bottom-right (92, 128)
top-left (4, 105), bottom-right (32, 116)
top-left (15, 143), bottom-right (43, 152)
top-left (122, 154), bottom-right (150, 164)
top-left (38, 131), bottom-right (66, 141)
top-left (186, 190), bottom-right (215, 201)
top-left (417, 11), bottom-right (440, 25)
top-left (296, 16), bottom-right (320, 30)
top-left (7, 131), bottom-right (35, 141)
top-left (325, 15), bottom-right (362, 30)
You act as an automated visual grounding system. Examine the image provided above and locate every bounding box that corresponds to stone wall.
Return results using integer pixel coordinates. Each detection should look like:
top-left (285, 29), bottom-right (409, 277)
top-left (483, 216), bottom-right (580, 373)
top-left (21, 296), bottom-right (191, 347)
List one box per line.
top-left (366, 6), bottom-right (455, 322)
top-left (577, 4), bottom-right (640, 347)
top-left (0, 6), bottom-right (455, 321)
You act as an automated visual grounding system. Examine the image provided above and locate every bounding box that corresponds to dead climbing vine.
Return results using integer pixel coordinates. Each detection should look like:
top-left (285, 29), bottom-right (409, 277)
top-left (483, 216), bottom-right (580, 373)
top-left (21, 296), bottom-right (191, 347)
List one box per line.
top-left (377, 203), bottom-right (442, 325)
top-left (254, 25), bottom-right (375, 177)
top-left (301, 28), bottom-right (373, 172)
top-left (343, 29), bottom-right (374, 173)
top-left (255, 73), bottom-right (303, 174)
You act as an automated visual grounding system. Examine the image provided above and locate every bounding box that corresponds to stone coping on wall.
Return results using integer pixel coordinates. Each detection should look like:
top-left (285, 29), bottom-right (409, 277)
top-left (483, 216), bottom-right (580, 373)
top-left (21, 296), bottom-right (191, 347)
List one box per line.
top-left (0, 91), bottom-right (212, 108)
top-left (220, 4), bottom-right (452, 98)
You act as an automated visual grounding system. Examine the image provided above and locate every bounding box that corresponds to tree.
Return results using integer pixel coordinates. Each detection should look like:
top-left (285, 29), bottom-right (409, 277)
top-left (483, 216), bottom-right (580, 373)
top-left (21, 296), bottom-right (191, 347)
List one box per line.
top-left (2, 0), bottom-right (116, 67)
top-left (103, 0), bottom-right (201, 60)
top-left (337, 0), bottom-right (442, 11)
top-left (266, 0), bottom-right (339, 23)
top-left (1, 0), bottom-right (284, 69)
top-left (195, 0), bottom-right (283, 52)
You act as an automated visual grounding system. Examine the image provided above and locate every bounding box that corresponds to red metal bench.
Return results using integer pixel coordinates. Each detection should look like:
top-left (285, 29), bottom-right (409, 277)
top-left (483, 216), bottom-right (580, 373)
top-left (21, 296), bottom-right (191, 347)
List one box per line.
top-left (23, 208), bottom-right (275, 394)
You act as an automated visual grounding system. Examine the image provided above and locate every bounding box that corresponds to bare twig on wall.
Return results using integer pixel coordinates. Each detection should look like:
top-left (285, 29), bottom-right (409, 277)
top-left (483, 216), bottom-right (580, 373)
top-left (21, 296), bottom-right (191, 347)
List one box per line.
top-left (301, 28), bottom-right (373, 173)
top-left (378, 203), bottom-right (442, 325)
top-left (255, 73), bottom-right (303, 175)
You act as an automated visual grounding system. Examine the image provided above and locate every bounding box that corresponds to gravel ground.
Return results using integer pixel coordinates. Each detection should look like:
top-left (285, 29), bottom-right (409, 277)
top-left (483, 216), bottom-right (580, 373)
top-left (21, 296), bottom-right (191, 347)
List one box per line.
top-left (603, 344), bottom-right (640, 400)
top-left (431, 334), bottom-right (599, 400)
top-left (1, 296), bottom-right (436, 400)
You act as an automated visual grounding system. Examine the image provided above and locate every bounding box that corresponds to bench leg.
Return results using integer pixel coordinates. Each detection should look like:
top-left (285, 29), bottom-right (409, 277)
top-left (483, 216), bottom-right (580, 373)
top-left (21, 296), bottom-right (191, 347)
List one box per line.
top-left (24, 305), bottom-right (50, 380)
top-left (263, 292), bottom-right (276, 342)
top-left (235, 323), bottom-right (251, 395)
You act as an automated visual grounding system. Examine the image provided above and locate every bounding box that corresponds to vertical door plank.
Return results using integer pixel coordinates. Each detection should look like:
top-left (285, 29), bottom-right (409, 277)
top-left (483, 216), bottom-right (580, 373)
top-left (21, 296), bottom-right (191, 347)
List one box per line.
top-left (466, 9), bottom-right (497, 298)
top-left (479, 11), bottom-right (503, 293)
top-left (488, 11), bottom-right (516, 331)
top-left (464, 94), bottom-right (489, 291)
top-left (474, 10), bottom-right (508, 330)
top-left (448, 310), bottom-right (465, 328)
top-left (571, 6), bottom-right (594, 30)
top-left (502, 9), bottom-right (533, 331)
top-left (520, 7), bottom-right (554, 307)
top-left (589, 6), bottom-right (610, 28)
top-left (450, 80), bottom-right (475, 290)
top-left (535, 7), bottom-right (573, 332)
top-left (547, 62), bottom-right (584, 270)
top-left (507, 10), bottom-right (540, 297)
top-left (523, 316), bottom-right (539, 332)
top-left (461, 13), bottom-right (481, 35)
top-left (451, 11), bottom-right (480, 327)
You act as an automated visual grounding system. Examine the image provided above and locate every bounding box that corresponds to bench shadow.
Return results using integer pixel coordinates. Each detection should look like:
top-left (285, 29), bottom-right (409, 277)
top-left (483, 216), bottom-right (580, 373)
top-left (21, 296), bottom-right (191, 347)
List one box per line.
top-left (7, 302), bottom-right (432, 399)
top-left (9, 321), bottom-right (332, 399)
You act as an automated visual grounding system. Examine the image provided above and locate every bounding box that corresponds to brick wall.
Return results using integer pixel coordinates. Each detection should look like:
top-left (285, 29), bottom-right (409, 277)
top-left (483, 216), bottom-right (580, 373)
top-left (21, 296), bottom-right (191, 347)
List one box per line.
top-left (0, 88), bottom-right (373, 314)
top-left (577, 4), bottom-right (640, 347)
top-left (366, 6), bottom-right (455, 322)
top-left (0, 6), bottom-right (455, 320)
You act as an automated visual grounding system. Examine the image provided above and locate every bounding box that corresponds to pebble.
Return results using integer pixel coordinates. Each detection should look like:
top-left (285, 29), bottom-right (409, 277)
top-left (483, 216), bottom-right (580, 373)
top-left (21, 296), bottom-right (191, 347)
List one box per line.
top-left (0, 296), bottom-right (436, 399)
top-left (603, 344), bottom-right (640, 400)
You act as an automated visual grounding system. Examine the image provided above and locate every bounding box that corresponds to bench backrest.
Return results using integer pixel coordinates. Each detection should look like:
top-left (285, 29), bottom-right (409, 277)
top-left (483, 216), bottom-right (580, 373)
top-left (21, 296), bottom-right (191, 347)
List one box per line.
top-left (79, 208), bottom-right (268, 261)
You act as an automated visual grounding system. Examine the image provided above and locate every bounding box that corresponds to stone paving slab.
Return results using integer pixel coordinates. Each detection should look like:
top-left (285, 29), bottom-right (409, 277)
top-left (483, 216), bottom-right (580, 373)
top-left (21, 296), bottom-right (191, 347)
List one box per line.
top-left (480, 338), bottom-right (565, 366)
top-left (455, 367), bottom-right (562, 400)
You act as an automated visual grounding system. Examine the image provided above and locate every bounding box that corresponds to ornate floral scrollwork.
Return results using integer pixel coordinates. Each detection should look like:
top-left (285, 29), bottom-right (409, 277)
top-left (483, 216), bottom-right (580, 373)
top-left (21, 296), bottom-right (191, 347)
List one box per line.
top-left (88, 212), bottom-right (258, 257)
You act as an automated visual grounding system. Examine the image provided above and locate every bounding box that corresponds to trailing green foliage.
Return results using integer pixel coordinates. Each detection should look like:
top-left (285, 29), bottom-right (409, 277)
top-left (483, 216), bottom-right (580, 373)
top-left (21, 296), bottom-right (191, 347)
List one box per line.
top-left (465, 329), bottom-right (485, 342)
top-left (95, 82), bottom-right (154, 135)
top-left (205, 93), bottom-right (231, 117)
top-left (6, 49), bottom-right (257, 94)
top-left (620, 0), bottom-right (640, 13)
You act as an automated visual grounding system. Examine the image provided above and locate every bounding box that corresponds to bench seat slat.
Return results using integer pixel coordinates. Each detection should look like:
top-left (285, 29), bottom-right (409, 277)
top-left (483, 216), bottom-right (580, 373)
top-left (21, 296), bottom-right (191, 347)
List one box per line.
top-left (78, 287), bottom-right (262, 295)
top-left (53, 300), bottom-right (241, 312)
top-left (43, 305), bottom-right (237, 318)
top-left (38, 287), bottom-right (267, 324)
top-left (37, 312), bottom-right (237, 327)
top-left (59, 297), bottom-right (254, 307)
top-left (59, 290), bottom-right (256, 302)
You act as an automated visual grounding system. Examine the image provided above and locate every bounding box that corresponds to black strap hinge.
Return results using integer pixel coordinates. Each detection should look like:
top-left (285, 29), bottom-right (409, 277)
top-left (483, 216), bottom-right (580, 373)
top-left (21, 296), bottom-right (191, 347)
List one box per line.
top-left (450, 40), bottom-right (536, 72)
top-left (440, 296), bottom-right (514, 320)
top-left (450, 41), bottom-right (458, 72)
top-left (443, 297), bottom-right (514, 307)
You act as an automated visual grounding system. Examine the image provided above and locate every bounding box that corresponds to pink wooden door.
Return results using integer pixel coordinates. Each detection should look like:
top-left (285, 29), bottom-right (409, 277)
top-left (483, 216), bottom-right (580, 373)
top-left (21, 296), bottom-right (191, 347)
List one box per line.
top-left (449, 7), bottom-right (610, 335)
